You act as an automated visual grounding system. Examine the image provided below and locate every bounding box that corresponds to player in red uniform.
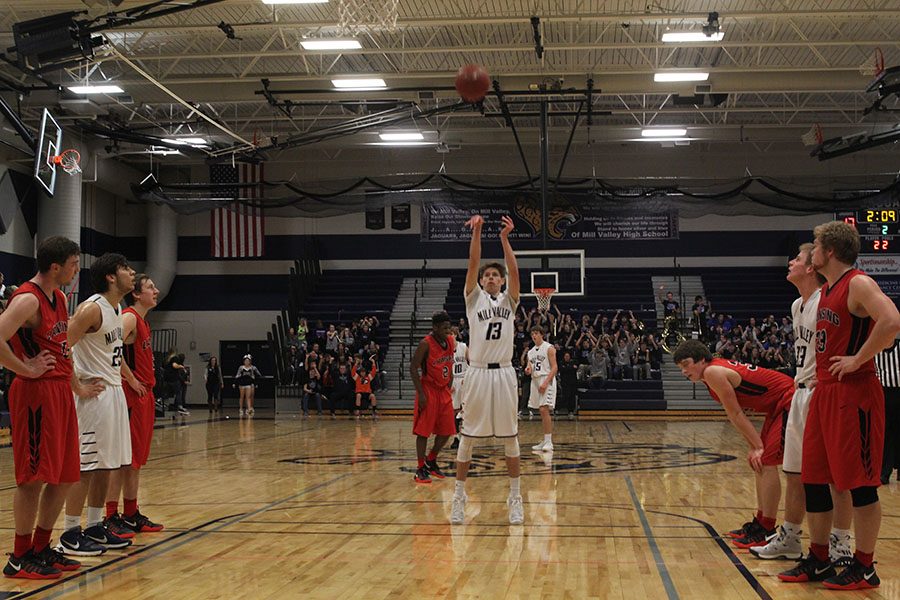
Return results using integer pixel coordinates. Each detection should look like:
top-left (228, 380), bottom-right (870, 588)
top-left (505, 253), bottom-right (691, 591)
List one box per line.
top-left (410, 312), bottom-right (456, 484)
top-left (0, 237), bottom-right (101, 578)
top-left (105, 274), bottom-right (165, 535)
top-left (778, 221), bottom-right (900, 590)
top-left (674, 340), bottom-right (795, 548)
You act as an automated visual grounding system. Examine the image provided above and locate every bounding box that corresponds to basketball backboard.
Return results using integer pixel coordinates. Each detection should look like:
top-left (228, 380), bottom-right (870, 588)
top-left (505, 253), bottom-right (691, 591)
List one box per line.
top-left (514, 249), bottom-right (585, 297)
top-left (33, 108), bottom-right (62, 196)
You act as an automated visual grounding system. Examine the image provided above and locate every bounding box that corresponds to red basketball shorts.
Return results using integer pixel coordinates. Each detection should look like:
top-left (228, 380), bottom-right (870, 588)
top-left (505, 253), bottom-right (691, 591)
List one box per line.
top-left (802, 376), bottom-right (884, 490)
top-left (413, 386), bottom-right (456, 438)
top-left (9, 377), bottom-right (80, 485)
top-left (125, 384), bottom-right (156, 469)
top-left (759, 391), bottom-right (792, 467)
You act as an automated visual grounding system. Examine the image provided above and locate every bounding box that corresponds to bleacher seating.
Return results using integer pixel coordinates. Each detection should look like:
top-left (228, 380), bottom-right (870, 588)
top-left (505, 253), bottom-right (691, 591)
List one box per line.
top-left (578, 380), bottom-right (666, 411)
top-left (700, 268), bottom-right (796, 323)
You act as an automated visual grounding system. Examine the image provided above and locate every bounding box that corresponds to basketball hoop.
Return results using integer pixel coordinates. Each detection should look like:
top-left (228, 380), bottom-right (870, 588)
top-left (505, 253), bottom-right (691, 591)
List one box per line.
top-left (53, 149), bottom-right (82, 175)
top-left (534, 288), bottom-right (555, 312)
top-left (859, 48), bottom-right (885, 79)
top-left (338, 0), bottom-right (399, 34)
top-left (800, 123), bottom-right (824, 147)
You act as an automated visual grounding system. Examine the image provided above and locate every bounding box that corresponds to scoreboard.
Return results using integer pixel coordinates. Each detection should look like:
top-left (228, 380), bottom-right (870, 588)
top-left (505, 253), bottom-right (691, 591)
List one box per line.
top-left (836, 209), bottom-right (900, 253)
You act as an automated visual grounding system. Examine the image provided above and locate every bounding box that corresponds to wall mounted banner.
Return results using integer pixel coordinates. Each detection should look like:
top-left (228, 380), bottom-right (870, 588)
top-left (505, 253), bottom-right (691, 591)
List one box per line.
top-left (857, 255), bottom-right (900, 276)
top-left (419, 190), bottom-right (679, 242)
top-left (391, 203), bottom-right (411, 230)
top-left (365, 205), bottom-right (385, 230)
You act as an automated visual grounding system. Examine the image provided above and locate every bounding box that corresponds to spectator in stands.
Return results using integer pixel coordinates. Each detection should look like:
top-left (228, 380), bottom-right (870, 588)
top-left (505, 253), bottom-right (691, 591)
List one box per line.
top-left (691, 295), bottom-right (711, 336)
top-left (781, 316), bottom-right (793, 337)
top-left (557, 350), bottom-right (578, 418)
top-left (297, 318), bottom-right (308, 347)
top-left (330, 362), bottom-right (355, 417)
top-left (644, 333), bottom-right (663, 370)
top-left (580, 342), bottom-right (610, 387)
top-left (612, 330), bottom-right (635, 380)
top-left (313, 320), bottom-right (327, 348)
top-left (514, 322), bottom-right (528, 359)
top-left (165, 350), bottom-right (189, 415)
top-left (325, 324), bottom-right (340, 356)
top-left (205, 356), bottom-right (223, 412)
top-left (456, 318), bottom-right (469, 344)
top-left (633, 341), bottom-right (652, 380)
top-left (659, 286), bottom-right (680, 319)
top-left (305, 342), bottom-right (322, 373)
top-left (351, 356), bottom-right (378, 419)
top-left (341, 327), bottom-right (355, 351)
top-left (302, 366), bottom-right (323, 418)
top-left (285, 346), bottom-right (303, 385)
top-left (285, 327), bottom-right (300, 353)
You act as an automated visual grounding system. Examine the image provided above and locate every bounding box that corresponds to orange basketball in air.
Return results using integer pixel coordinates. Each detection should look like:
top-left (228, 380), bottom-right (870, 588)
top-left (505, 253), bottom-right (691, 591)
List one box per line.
top-left (455, 64), bottom-right (491, 103)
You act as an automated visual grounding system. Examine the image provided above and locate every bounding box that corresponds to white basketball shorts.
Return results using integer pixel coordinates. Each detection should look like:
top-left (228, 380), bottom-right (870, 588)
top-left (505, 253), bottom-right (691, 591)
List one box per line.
top-left (783, 385), bottom-right (813, 474)
top-left (527, 377), bottom-right (557, 410)
top-left (459, 366), bottom-right (518, 438)
top-left (75, 384), bottom-right (132, 471)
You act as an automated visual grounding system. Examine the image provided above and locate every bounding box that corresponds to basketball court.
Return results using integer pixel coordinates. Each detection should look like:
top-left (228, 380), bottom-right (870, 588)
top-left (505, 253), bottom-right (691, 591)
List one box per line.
top-left (0, 1), bottom-right (899, 598)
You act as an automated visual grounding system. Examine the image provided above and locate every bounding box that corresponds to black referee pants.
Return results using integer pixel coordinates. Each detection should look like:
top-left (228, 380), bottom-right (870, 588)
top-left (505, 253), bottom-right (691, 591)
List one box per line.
top-left (883, 387), bottom-right (900, 484)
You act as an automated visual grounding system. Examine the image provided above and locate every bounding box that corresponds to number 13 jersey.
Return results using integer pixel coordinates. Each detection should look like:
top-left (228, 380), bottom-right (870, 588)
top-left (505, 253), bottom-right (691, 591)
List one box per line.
top-left (465, 287), bottom-right (518, 365)
top-left (73, 294), bottom-right (124, 386)
top-left (791, 288), bottom-right (819, 386)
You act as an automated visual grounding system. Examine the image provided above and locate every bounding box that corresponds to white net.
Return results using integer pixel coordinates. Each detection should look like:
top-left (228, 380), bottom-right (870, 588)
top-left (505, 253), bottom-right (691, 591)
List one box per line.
top-left (859, 48), bottom-right (885, 78)
top-left (535, 288), bottom-right (555, 312)
top-left (56, 149), bottom-right (81, 175)
top-left (338, 0), bottom-right (400, 34)
top-left (800, 124), bottom-right (823, 147)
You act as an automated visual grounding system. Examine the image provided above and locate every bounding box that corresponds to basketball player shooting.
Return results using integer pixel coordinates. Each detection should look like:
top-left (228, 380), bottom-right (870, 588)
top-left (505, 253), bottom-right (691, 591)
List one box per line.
top-left (450, 214), bottom-right (524, 526)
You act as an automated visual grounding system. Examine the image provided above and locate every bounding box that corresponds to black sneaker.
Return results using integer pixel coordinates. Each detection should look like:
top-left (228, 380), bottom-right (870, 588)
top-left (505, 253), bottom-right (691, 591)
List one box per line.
top-left (733, 521), bottom-right (777, 549)
top-left (83, 524), bottom-right (133, 549)
top-left (104, 513), bottom-right (137, 538)
top-left (58, 526), bottom-right (106, 556)
top-left (726, 518), bottom-right (756, 539)
top-left (34, 545), bottom-right (81, 571)
top-left (3, 551), bottom-right (61, 579)
top-left (122, 510), bottom-right (164, 533)
top-left (823, 558), bottom-right (880, 590)
top-left (414, 466), bottom-right (432, 484)
top-left (425, 459), bottom-right (446, 479)
top-left (778, 554), bottom-right (836, 583)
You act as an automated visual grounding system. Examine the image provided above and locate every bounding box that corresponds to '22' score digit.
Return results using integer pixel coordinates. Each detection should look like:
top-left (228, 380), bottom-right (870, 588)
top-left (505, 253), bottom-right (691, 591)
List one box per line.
top-left (873, 239), bottom-right (890, 251)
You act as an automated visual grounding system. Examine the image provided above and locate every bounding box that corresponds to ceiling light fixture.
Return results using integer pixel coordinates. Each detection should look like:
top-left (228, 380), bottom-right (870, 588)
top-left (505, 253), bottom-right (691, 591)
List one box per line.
top-left (641, 128), bottom-right (687, 137)
top-left (661, 31), bottom-right (725, 42)
top-left (379, 132), bottom-right (424, 141)
top-left (654, 72), bottom-right (710, 82)
top-left (301, 39), bottom-right (361, 50)
top-left (163, 137), bottom-right (208, 146)
top-left (332, 78), bottom-right (387, 90)
top-left (67, 85), bottom-right (125, 94)
top-left (261, 0), bottom-right (328, 4)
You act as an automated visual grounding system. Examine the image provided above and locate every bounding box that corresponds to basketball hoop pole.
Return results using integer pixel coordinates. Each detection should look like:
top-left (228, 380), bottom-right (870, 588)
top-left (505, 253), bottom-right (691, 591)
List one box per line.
top-left (539, 100), bottom-right (550, 269)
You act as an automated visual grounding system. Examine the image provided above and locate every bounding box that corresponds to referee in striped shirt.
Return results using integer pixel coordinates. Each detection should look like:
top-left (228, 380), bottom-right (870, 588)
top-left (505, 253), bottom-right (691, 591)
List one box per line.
top-left (875, 338), bottom-right (900, 485)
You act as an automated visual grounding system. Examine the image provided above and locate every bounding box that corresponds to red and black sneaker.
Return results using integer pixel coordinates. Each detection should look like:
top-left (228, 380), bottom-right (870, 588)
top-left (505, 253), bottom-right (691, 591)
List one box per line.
top-left (823, 558), bottom-right (880, 590)
top-left (122, 511), bottom-right (165, 533)
top-left (414, 466), bottom-right (432, 484)
top-left (104, 513), bottom-right (137, 539)
top-left (778, 554), bottom-right (836, 583)
top-left (3, 551), bottom-right (61, 580)
top-left (733, 521), bottom-right (777, 549)
top-left (726, 518), bottom-right (755, 539)
top-left (35, 545), bottom-right (81, 572)
top-left (425, 459), bottom-right (446, 479)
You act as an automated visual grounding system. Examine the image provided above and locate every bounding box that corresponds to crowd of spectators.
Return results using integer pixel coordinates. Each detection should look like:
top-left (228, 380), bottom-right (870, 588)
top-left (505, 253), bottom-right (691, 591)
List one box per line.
top-left (282, 315), bottom-right (387, 412)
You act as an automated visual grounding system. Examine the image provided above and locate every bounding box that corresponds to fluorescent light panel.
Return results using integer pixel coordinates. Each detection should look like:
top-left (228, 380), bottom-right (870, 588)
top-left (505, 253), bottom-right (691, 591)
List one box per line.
top-left (641, 128), bottom-right (687, 137)
top-left (661, 31), bottom-right (725, 42)
top-left (67, 85), bottom-right (124, 94)
top-left (653, 72), bottom-right (710, 82)
top-left (332, 78), bottom-right (386, 89)
top-left (261, 0), bottom-right (328, 4)
top-left (301, 39), bottom-right (361, 50)
top-left (163, 137), bottom-right (208, 146)
top-left (379, 132), bottom-right (424, 141)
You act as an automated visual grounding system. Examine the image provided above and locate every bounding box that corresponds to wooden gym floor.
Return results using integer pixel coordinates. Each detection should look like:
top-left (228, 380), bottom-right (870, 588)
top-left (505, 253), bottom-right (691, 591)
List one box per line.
top-left (0, 411), bottom-right (898, 599)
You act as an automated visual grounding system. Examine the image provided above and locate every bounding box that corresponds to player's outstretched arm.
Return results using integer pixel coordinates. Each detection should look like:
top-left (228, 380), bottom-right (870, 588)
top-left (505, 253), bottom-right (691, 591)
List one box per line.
top-left (704, 366), bottom-right (765, 472)
top-left (464, 215), bottom-right (484, 297)
top-left (830, 275), bottom-right (900, 380)
top-left (499, 215), bottom-right (520, 303)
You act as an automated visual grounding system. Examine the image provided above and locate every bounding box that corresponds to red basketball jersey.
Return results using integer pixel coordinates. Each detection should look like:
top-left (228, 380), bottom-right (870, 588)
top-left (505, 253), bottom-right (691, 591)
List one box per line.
top-left (122, 307), bottom-right (156, 387)
top-left (421, 333), bottom-right (455, 389)
top-left (705, 358), bottom-right (793, 413)
top-left (815, 269), bottom-right (876, 383)
top-left (8, 281), bottom-right (72, 380)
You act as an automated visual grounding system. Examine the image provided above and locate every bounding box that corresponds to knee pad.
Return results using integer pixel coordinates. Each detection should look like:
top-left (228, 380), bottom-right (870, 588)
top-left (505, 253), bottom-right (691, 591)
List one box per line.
top-left (804, 483), bottom-right (834, 513)
top-left (503, 437), bottom-right (520, 458)
top-left (850, 486), bottom-right (879, 507)
top-left (456, 436), bottom-right (475, 462)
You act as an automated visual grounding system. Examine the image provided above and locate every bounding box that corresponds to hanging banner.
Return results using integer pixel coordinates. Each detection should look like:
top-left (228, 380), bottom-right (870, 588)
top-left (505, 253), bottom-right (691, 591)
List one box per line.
top-left (365, 205), bottom-right (385, 230)
top-left (391, 203), bottom-right (411, 230)
top-left (419, 190), bottom-right (679, 242)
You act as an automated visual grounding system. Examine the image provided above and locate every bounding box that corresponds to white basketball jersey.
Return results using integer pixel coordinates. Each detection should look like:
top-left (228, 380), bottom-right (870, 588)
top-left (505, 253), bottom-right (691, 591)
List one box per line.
top-left (791, 288), bottom-right (819, 385)
top-left (452, 340), bottom-right (468, 384)
top-left (527, 341), bottom-right (553, 380)
top-left (465, 287), bottom-right (518, 364)
top-left (73, 294), bottom-right (124, 386)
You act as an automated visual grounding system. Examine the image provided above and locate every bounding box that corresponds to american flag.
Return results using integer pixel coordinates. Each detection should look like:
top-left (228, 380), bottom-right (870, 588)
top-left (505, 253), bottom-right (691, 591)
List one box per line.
top-left (210, 163), bottom-right (265, 258)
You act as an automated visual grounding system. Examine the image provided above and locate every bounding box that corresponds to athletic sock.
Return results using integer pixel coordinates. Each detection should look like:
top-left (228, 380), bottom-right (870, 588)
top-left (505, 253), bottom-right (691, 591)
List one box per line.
top-left (810, 543), bottom-right (830, 562)
top-left (86, 506), bottom-right (104, 528)
top-left (124, 498), bottom-right (138, 518)
top-left (832, 527), bottom-right (851, 540)
top-left (106, 500), bottom-right (119, 518)
top-left (544, 434), bottom-right (552, 443)
top-left (63, 514), bottom-right (81, 532)
top-left (782, 521), bottom-right (802, 536)
top-left (417, 458), bottom-right (426, 468)
top-left (855, 550), bottom-right (874, 568)
top-left (509, 477), bottom-right (521, 496)
top-left (426, 452), bottom-right (437, 462)
top-left (759, 515), bottom-right (776, 530)
top-left (454, 480), bottom-right (466, 496)
top-left (13, 533), bottom-right (32, 558)
top-left (755, 510), bottom-right (763, 522)
top-left (31, 527), bottom-right (52, 553)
